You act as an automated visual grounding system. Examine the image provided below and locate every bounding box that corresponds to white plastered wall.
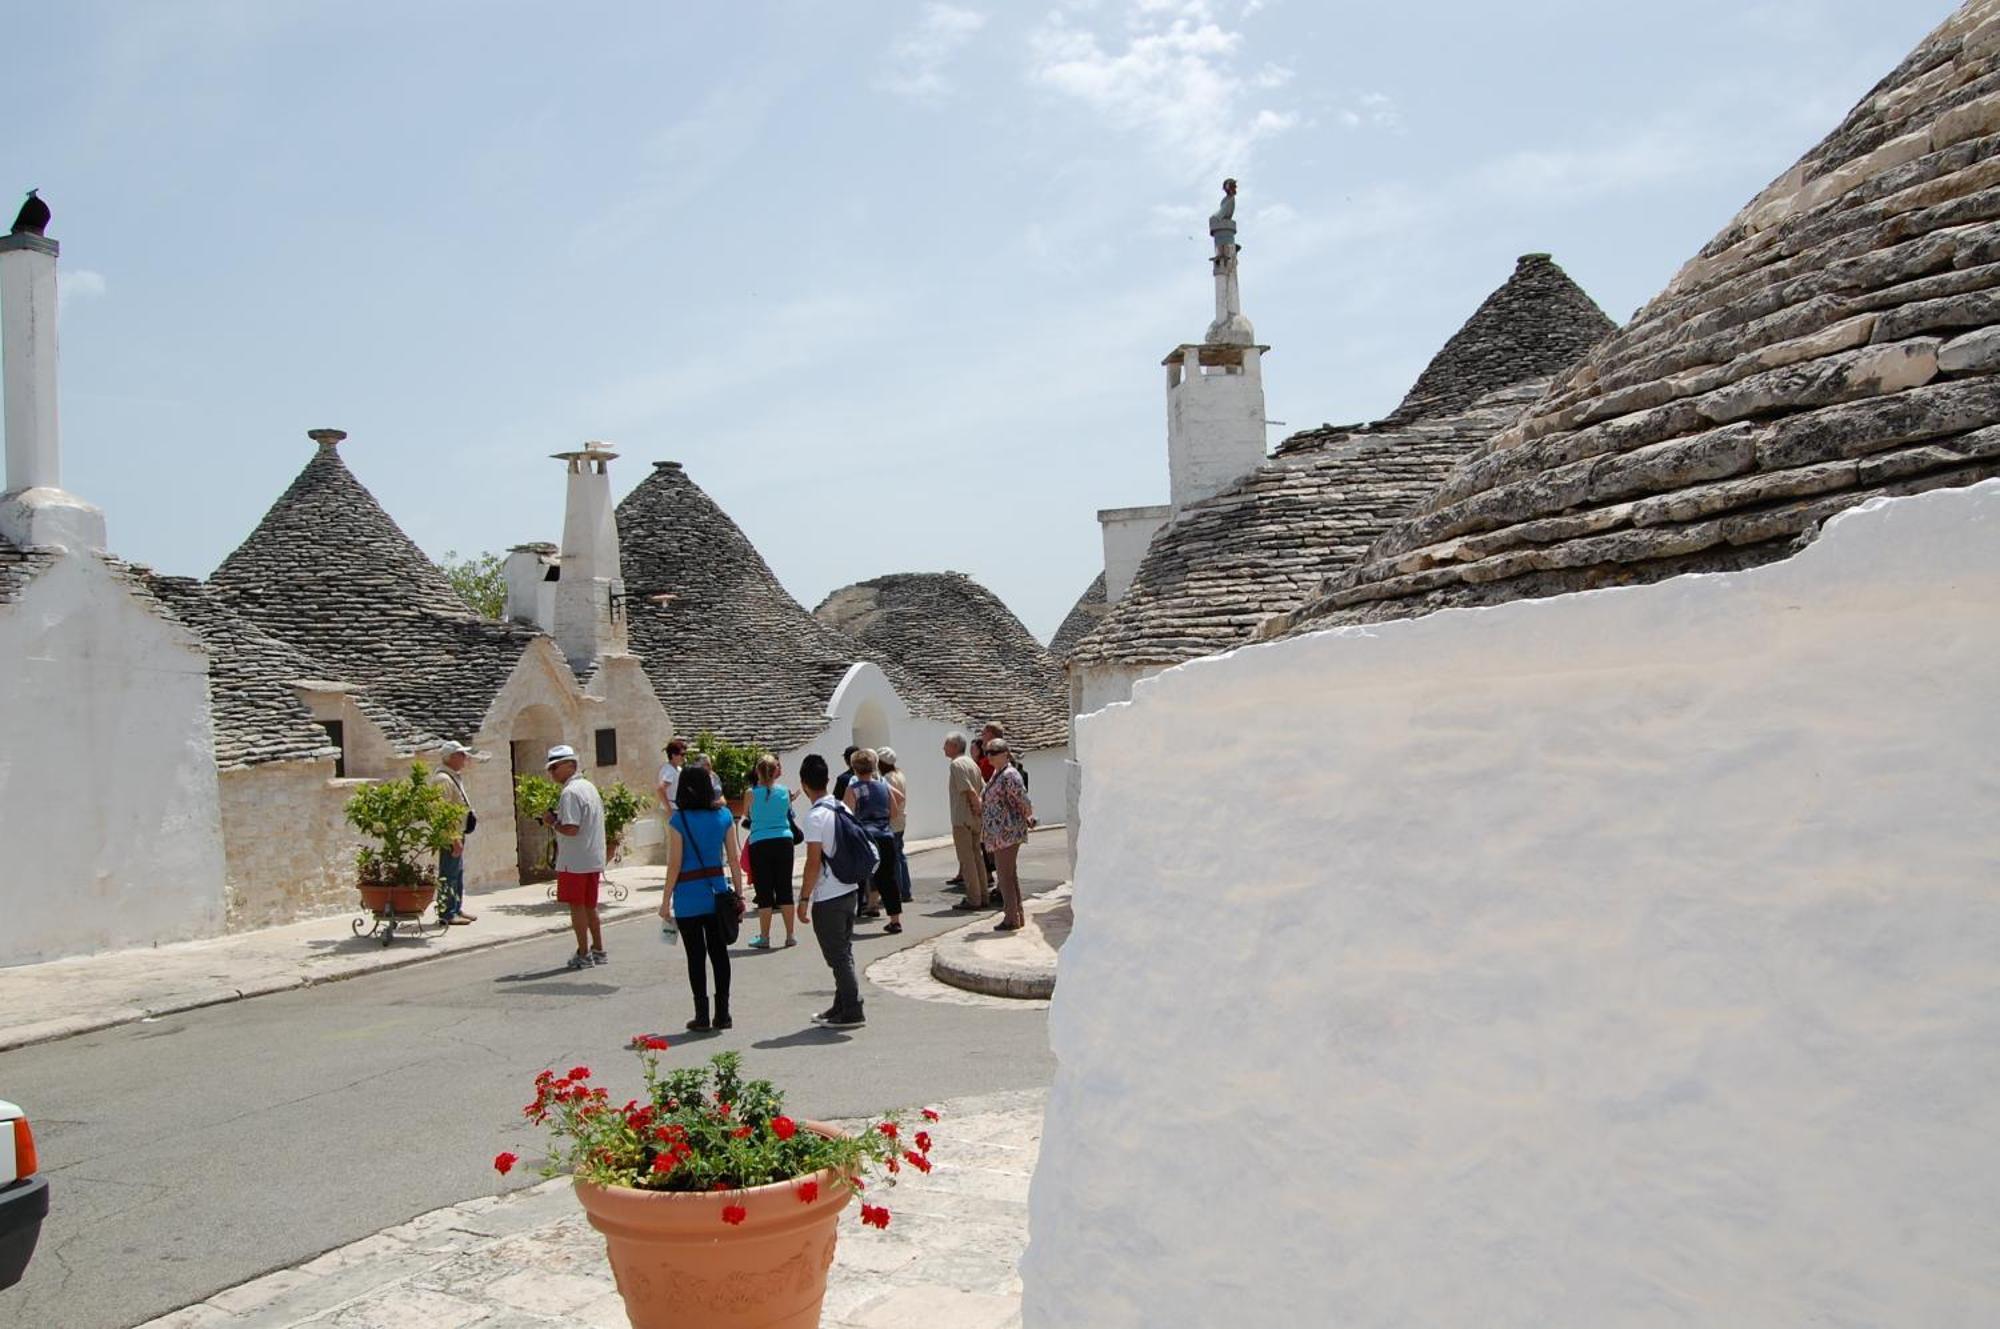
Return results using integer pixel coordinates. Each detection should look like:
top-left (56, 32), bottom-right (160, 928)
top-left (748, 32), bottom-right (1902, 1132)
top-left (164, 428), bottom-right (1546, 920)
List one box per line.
top-left (0, 555), bottom-right (228, 965)
top-left (778, 662), bottom-right (961, 843)
top-left (1026, 479), bottom-right (2000, 1328)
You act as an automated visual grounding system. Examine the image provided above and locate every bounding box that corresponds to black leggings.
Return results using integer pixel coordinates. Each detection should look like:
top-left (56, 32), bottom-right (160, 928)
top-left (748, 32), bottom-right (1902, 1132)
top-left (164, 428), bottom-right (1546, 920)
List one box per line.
top-left (679, 913), bottom-right (732, 1017)
top-left (870, 832), bottom-right (903, 917)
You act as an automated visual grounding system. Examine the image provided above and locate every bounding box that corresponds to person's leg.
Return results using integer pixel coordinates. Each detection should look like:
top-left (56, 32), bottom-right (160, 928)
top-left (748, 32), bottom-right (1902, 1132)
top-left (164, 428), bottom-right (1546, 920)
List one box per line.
top-left (437, 850), bottom-right (463, 921)
top-left (894, 832), bottom-right (912, 902)
top-left (811, 893), bottom-right (862, 1020)
top-left (874, 838), bottom-right (903, 926)
top-left (568, 904), bottom-right (589, 954)
top-left (952, 826), bottom-right (989, 908)
top-left (781, 903), bottom-right (797, 944)
top-left (682, 914), bottom-right (712, 1024)
top-left (775, 841), bottom-right (797, 944)
top-left (995, 843), bottom-right (1024, 927)
top-left (709, 918), bottom-right (733, 1026)
top-left (587, 904), bottom-right (605, 953)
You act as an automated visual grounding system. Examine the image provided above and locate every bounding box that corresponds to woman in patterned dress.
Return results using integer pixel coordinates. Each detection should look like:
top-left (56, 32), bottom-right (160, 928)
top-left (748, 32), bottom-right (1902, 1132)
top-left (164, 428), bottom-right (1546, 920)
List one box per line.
top-left (979, 739), bottom-right (1035, 931)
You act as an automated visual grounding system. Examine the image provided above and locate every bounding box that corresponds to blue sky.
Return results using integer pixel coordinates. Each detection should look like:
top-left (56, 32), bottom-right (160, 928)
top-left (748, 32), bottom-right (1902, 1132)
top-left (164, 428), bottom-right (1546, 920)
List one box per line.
top-left (10, 0), bottom-right (1958, 638)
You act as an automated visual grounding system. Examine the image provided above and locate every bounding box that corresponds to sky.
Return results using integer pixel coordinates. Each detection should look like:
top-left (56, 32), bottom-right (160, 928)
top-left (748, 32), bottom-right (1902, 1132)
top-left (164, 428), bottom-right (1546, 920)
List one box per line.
top-left (7, 0), bottom-right (1961, 640)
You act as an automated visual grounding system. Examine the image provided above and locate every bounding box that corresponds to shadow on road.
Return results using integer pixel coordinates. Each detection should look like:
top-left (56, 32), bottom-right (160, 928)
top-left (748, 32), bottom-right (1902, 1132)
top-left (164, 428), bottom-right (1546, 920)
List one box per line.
top-left (753, 1027), bottom-right (856, 1049)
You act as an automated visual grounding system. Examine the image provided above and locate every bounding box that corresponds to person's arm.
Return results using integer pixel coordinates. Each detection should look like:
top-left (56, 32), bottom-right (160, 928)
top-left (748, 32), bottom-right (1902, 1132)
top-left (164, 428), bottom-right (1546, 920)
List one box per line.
top-left (657, 823), bottom-right (682, 918)
top-left (842, 785), bottom-right (858, 813)
top-left (888, 782), bottom-right (906, 813)
top-left (799, 842), bottom-right (823, 919)
top-left (724, 820), bottom-right (745, 898)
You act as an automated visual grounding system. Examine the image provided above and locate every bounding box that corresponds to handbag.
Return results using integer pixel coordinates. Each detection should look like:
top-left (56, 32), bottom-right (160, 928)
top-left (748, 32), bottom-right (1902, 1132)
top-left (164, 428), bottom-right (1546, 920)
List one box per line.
top-left (683, 813), bottom-right (744, 945)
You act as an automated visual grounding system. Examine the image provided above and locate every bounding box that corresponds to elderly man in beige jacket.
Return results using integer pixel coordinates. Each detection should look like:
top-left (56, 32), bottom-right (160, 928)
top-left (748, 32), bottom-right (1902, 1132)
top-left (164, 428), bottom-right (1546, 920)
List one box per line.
top-left (941, 731), bottom-right (991, 911)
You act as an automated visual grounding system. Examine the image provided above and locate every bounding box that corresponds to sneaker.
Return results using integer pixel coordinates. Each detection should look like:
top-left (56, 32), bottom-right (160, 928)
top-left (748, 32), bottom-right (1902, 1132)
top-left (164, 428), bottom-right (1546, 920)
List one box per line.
top-left (590, 948), bottom-right (608, 965)
top-left (824, 1011), bottom-right (866, 1029)
top-left (952, 900), bottom-right (983, 911)
top-left (945, 876), bottom-right (965, 887)
top-left (810, 1008), bottom-right (837, 1024)
top-left (783, 937), bottom-right (798, 948)
top-left (565, 952), bottom-right (591, 970)
top-left (748, 936), bottom-right (771, 950)
top-left (884, 922), bottom-right (903, 935)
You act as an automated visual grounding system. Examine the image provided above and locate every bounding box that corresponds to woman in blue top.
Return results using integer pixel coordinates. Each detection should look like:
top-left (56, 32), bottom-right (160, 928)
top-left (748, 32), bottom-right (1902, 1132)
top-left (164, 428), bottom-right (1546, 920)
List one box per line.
top-left (842, 748), bottom-right (907, 934)
top-left (744, 753), bottom-right (798, 950)
top-left (658, 767), bottom-right (744, 1031)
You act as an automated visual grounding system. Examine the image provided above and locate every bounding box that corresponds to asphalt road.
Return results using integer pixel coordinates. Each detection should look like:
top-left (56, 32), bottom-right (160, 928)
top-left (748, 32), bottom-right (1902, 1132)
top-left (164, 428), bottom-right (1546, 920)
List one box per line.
top-left (1, 833), bottom-right (1066, 1329)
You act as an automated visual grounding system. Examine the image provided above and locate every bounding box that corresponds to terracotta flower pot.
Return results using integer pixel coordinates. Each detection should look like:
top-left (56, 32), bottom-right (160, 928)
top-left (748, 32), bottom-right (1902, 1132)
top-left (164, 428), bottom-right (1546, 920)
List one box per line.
top-left (725, 793), bottom-right (749, 820)
top-left (357, 882), bottom-right (436, 915)
top-left (575, 1140), bottom-right (853, 1329)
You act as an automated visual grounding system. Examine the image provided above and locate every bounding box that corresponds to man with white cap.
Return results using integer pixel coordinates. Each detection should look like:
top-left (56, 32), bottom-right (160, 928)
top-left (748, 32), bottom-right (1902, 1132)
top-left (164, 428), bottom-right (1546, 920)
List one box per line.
top-left (433, 742), bottom-right (479, 925)
top-left (541, 744), bottom-right (608, 969)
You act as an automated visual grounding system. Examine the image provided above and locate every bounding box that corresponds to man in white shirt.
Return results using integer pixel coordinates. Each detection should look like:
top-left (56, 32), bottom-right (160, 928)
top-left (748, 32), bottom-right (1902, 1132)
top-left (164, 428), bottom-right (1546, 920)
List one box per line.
top-left (797, 752), bottom-right (865, 1028)
top-left (543, 744), bottom-right (607, 971)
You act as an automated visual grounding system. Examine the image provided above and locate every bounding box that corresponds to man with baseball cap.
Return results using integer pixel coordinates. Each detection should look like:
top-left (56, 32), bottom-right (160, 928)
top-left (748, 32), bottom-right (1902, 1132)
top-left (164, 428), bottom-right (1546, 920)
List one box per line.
top-left (433, 742), bottom-right (479, 925)
top-left (542, 744), bottom-right (608, 970)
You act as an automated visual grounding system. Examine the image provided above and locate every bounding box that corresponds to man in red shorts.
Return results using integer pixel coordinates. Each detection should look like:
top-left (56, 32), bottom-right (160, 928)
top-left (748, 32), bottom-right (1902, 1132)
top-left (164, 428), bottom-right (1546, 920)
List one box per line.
top-left (541, 744), bottom-right (607, 970)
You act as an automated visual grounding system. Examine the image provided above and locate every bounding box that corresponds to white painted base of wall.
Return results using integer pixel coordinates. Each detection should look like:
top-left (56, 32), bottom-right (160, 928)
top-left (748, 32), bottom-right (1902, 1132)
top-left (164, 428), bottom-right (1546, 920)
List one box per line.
top-left (1026, 480), bottom-right (2000, 1328)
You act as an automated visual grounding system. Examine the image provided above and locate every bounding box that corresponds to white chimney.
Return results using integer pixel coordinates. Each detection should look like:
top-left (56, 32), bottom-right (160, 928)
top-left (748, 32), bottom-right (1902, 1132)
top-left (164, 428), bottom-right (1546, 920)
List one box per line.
top-left (550, 441), bottom-right (627, 674)
top-left (1162, 188), bottom-right (1269, 516)
top-left (0, 228), bottom-right (104, 551)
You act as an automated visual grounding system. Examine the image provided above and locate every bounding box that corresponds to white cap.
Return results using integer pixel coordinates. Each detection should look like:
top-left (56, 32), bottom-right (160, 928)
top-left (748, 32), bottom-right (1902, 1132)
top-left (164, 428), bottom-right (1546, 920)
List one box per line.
top-left (545, 744), bottom-right (579, 769)
top-left (442, 741), bottom-right (474, 757)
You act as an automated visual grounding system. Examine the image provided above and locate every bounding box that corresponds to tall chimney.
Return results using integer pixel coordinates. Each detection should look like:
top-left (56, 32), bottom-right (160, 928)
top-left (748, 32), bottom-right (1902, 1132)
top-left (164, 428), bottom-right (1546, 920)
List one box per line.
top-left (0, 222), bottom-right (105, 550)
top-left (549, 441), bottom-right (627, 675)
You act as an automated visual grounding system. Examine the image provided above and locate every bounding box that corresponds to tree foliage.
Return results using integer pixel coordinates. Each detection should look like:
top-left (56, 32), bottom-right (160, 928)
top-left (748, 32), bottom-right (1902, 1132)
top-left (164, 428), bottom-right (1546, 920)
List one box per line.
top-left (442, 548), bottom-right (506, 618)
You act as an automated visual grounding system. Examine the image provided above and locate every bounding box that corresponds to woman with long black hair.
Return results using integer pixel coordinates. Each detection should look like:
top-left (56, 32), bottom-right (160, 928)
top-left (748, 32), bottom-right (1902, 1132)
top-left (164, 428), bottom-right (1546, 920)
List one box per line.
top-left (658, 766), bottom-right (744, 1030)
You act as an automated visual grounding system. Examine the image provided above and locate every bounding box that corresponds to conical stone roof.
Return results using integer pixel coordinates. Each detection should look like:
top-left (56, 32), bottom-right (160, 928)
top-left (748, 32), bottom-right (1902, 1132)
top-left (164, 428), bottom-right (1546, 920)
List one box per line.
top-left (814, 572), bottom-right (1070, 750)
top-left (1049, 574), bottom-right (1108, 660)
top-left (1286, 1), bottom-right (2000, 635)
top-left (619, 462), bottom-right (962, 750)
top-left (1385, 253), bottom-right (1617, 425)
top-left (210, 438), bottom-right (543, 740)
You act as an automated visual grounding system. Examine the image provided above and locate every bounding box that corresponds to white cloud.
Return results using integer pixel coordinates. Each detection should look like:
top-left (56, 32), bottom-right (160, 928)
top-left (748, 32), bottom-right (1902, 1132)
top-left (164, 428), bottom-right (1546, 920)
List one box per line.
top-left (1331, 89), bottom-right (1401, 131)
top-left (1027, 1), bottom-right (1298, 182)
top-left (876, 4), bottom-right (988, 103)
top-left (58, 269), bottom-right (107, 310)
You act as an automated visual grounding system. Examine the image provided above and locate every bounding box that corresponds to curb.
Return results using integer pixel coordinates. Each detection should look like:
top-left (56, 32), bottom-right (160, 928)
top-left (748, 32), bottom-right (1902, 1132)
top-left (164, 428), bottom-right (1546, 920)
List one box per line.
top-left (0, 895), bottom-right (659, 1054)
top-left (930, 940), bottom-right (1057, 1000)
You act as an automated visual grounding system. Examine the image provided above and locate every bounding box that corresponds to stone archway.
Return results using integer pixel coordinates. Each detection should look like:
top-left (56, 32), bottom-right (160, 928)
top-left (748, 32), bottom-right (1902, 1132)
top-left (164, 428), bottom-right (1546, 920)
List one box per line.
top-left (509, 703), bottom-right (566, 882)
top-left (851, 699), bottom-right (890, 753)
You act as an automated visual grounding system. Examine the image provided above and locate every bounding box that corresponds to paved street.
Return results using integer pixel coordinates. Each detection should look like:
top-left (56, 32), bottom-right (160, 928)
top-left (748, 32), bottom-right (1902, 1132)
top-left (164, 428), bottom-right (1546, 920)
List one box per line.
top-left (2, 833), bottom-right (1065, 1329)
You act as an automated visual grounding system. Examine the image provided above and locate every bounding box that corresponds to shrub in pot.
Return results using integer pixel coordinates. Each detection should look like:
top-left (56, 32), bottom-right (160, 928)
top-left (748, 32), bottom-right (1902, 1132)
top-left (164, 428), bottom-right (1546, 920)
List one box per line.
top-left (690, 732), bottom-right (760, 815)
top-left (497, 1046), bottom-right (937, 1329)
top-left (346, 762), bottom-right (467, 914)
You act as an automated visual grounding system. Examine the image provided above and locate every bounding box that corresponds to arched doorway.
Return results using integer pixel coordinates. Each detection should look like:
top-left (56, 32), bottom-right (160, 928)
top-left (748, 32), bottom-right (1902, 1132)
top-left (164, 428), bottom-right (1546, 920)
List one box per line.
top-left (509, 704), bottom-right (566, 883)
top-left (851, 699), bottom-right (890, 753)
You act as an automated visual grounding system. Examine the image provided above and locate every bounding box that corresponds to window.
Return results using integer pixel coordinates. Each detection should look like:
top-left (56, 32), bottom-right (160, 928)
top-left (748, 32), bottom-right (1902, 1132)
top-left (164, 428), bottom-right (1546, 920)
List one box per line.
top-left (322, 720), bottom-right (347, 778)
top-left (595, 727), bottom-right (618, 767)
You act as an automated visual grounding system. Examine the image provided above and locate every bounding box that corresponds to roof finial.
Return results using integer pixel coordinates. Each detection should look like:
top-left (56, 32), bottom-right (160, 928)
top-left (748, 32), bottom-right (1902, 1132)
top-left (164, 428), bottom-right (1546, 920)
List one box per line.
top-left (1209, 178), bottom-right (1239, 264)
top-left (9, 189), bottom-right (49, 238)
top-left (307, 428), bottom-right (346, 448)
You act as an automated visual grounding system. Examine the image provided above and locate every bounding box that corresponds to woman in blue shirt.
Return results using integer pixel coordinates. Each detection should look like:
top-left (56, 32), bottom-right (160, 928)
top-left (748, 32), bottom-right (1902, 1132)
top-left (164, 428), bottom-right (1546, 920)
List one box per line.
top-left (744, 753), bottom-right (798, 950)
top-left (659, 767), bottom-right (744, 1030)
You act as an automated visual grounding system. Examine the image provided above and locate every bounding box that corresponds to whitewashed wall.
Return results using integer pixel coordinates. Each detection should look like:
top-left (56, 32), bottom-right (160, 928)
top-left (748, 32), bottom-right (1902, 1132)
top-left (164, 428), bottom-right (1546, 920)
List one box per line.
top-left (1025, 480), bottom-right (2000, 1328)
top-left (0, 556), bottom-right (228, 965)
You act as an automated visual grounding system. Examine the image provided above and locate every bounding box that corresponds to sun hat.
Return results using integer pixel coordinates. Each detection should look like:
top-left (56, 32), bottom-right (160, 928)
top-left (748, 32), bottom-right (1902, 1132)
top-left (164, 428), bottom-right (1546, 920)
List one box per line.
top-left (442, 741), bottom-right (475, 757)
top-left (545, 744), bottom-right (579, 769)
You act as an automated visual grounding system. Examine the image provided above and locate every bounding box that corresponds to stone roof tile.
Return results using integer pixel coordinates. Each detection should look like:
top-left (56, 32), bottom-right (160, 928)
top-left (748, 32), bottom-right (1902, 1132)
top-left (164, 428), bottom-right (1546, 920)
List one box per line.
top-left (814, 572), bottom-right (1070, 750)
top-left (0, 537), bottom-right (58, 604)
top-left (1049, 573), bottom-right (1108, 660)
top-left (1286, 2), bottom-right (2000, 634)
top-left (209, 438), bottom-right (540, 740)
top-left (619, 462), bottom-right (964, 749)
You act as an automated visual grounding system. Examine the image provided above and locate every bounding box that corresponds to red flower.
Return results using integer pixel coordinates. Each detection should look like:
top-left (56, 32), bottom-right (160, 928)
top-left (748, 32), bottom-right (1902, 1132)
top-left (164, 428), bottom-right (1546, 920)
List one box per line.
top-left (722, 1204), bottom-right (748, 1226)
top-left (633, 1034), bottom-right (670, 1051)
top-left (886, 1155), bottom-right (901, 1175)
top-left (914, 1131), bottom-right (932, 1154)
top-left (860, 1203), bottom-right (891, 1229)
top-left (732, 1125), bottom-right (753, 1139)
top-left (877, 1122), bottom-right (899, 1141)
top-left (771, 1116), bottom-right (798, 1141)
top-left (921, 1108), bottom-right (940, 1122)
top-left (567, 1066), bottom-right (590, 1081)
top-left (651, 1153), bottom-right (678, 1176)
top-left (795, 1180), bottom-right (820, 1204)
top-left (493, 1152), bottom-right (518, 1176)
top-left (903, 1150), bottom-right (933, 1174)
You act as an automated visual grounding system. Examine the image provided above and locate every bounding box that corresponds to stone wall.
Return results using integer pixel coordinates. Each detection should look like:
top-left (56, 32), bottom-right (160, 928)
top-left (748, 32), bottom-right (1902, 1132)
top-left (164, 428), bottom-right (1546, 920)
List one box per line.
top-left (0, 555), bottom-right (228, 965)
top-left (219, 759), bottom-right (370, 930)
top-left (1026, 479), bottom-right (2000, 1327)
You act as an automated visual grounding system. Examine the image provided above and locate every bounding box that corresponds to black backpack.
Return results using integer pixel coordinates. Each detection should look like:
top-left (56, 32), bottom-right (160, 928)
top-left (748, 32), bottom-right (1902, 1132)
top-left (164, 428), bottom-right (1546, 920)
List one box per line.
top-left (822, 800), bottom-right (879, 886)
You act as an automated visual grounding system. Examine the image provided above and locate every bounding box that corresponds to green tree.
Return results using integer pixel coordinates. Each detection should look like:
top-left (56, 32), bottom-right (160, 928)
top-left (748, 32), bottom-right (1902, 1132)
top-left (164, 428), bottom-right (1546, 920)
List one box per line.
top-left (442, 549), bottom-right (506, 618)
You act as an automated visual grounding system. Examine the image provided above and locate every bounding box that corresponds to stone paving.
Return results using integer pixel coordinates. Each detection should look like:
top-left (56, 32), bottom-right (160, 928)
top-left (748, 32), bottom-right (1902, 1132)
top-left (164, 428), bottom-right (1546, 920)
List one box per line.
top-left (134, 1088), bottom-right (1046, 1329)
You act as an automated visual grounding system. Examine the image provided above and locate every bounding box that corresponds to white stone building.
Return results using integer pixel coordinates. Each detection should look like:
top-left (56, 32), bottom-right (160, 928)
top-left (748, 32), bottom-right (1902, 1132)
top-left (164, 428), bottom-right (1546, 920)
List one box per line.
top-left (0, 225), bottom-right (229, 965)
top-left (1030, 4), bottom-right (2000, 1322)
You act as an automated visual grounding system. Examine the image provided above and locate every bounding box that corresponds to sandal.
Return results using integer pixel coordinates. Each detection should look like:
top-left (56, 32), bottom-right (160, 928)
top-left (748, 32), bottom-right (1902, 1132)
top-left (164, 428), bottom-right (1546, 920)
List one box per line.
top-left (783, 937), bottom-right (797, 948)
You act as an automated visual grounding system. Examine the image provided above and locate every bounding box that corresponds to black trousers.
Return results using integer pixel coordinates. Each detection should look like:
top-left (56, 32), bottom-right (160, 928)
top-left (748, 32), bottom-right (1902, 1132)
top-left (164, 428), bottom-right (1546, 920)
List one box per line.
top-left (868, 830), bottom-right (904, 917)
top-left (679, 912), bottom-right (732, 1017)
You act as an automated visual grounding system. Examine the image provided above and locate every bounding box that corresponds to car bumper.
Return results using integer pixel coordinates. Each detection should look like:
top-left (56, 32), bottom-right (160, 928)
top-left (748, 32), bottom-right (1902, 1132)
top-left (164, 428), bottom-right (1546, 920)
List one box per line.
top-left (0, 1174), bottom-right (49, 1290)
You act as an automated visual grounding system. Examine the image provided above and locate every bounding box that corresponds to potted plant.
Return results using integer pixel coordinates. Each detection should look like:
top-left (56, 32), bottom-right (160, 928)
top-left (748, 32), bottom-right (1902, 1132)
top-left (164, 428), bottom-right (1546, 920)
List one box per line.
top-left (602, 781), bottom-right (647, 862)
top-left (691, 731), bottom-right (761, 819)
top-left (496, 1045), bottom-right (936, 1329)
top-left (346, 762), bottom-right (467, 916)
top-left (519, 775), bottom-right (647, 864)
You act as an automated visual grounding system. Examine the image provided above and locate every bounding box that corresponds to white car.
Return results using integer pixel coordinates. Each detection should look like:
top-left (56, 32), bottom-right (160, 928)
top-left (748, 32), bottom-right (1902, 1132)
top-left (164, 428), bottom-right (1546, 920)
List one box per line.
top-left (0, 1100), bottom-right (45, 1291)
